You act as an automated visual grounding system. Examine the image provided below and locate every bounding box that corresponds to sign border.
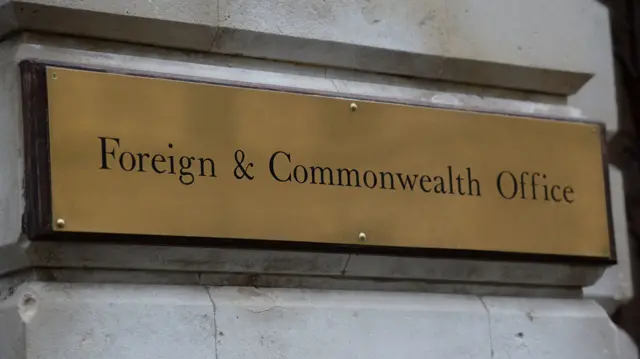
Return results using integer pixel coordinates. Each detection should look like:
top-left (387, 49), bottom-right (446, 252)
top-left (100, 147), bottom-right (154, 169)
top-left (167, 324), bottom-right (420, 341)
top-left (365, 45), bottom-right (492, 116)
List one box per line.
top-left (19, 60), bottom-right (617, 264)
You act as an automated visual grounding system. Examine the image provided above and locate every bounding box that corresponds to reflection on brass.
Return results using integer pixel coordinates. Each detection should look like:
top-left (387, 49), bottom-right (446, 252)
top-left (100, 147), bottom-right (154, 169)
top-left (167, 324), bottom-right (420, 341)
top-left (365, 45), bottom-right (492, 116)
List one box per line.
top-left (45, 67), bottom-right (613, 259)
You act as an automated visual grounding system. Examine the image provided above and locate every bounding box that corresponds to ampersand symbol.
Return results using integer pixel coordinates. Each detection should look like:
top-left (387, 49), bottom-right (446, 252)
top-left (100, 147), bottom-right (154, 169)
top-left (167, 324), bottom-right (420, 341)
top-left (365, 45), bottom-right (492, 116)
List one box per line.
top-left (234, 150), bottom-right (255, 180)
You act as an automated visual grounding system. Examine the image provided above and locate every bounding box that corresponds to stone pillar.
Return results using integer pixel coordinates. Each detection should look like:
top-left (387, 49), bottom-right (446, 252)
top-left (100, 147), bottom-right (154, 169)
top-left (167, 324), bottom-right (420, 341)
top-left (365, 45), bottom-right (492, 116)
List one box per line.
top-left (0, 1), bottom-right (637, 358)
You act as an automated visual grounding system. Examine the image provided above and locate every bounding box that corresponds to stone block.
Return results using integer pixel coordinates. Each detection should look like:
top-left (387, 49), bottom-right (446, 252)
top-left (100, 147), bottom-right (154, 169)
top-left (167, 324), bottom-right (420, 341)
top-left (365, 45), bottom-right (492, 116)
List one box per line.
top-left (215, 0), bottom-right (603, 94)
top-left (0, 46), bottom-right (23, 248)
top-left (584, 168), bottom-right (634, 313)
top-left (0, 282), bottom-right (635, 359)
top-left (0, 283), bottom-right (26, 359)
top-left (210, 286), bottom-right (491, 359)
top-left (218, 0), bottom-right (596, 73)
top-left (484, 297), bottom-right (619, 359)
top-left (5, 0), bottom-right (218, 51)
top-left (0, 1), bottom-right (18, 36)
top-left (0, 0), bottom-right (614, 94)
top-left (20, 282), bottom-right (217, 359)
top-left (615, 329), bottom-right (638, 359)
top-left (0, 310), bottom-right (24, 359)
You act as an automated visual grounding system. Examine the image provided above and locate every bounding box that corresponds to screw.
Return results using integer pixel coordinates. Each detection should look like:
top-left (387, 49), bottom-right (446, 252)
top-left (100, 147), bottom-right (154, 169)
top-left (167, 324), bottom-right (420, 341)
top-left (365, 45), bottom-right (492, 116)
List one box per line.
top-left (55, 218), bottom-right (65, 229)
top-left (350, 103), bottom-right (358, 111)
top-left (358, 232), bottom-right (367, 242)
top-left (52, 72), bottom-right (57, 80)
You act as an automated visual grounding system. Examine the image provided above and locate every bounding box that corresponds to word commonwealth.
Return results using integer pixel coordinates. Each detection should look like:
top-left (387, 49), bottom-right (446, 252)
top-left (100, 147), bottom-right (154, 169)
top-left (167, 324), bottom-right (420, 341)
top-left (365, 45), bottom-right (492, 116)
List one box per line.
top-left (98, 137), bottom-right (576, 204)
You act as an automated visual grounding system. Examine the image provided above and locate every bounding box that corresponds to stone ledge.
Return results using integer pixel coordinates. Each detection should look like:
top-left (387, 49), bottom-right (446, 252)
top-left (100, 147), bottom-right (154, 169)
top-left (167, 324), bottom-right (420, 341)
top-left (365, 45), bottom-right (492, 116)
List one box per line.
top-left (0, 0), bottom-right (600, 94)
top-left (33, 268), bottom-right (584, 298)
top-left (0, 241), bottom-right (606, 291)
top-left (13, 33), bottom-right (579, 115)
top-left (211, 28), bottom-right (592, 95)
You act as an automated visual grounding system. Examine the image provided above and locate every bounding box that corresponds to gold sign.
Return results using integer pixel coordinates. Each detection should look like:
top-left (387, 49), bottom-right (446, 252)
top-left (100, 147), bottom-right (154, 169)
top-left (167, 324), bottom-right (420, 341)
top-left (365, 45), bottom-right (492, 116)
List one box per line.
top-left (42, 67), bottom-right (613, 259)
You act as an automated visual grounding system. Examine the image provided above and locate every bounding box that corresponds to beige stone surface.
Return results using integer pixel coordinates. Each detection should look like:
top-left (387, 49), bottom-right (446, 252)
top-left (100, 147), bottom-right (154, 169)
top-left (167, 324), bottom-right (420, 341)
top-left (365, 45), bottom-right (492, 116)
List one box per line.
top-left (0, 0), bottom-right (614, 95)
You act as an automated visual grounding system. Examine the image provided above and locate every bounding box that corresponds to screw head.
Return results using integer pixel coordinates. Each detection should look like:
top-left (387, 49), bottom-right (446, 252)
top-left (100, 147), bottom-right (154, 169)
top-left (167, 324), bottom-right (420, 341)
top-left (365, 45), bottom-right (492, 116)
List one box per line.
top-left (350, 103), bottom-right (358, 111)
top-left (55, 218), bottom-right (65, 229)
top-left (358, 232), bottom-right (367, 242)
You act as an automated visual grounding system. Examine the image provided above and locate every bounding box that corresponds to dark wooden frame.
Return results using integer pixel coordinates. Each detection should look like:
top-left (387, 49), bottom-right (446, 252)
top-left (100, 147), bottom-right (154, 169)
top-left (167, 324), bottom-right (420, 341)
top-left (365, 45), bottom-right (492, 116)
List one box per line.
top-left (19, 60), bottom-right (618, 265)
top-left (21, 61), bottom-right (53, 239)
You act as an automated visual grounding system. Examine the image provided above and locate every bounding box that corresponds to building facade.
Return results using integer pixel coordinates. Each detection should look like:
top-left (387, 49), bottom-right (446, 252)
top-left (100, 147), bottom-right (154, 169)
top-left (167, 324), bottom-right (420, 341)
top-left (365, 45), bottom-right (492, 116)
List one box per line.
top-left (0, 1), bottom-right (638, 358)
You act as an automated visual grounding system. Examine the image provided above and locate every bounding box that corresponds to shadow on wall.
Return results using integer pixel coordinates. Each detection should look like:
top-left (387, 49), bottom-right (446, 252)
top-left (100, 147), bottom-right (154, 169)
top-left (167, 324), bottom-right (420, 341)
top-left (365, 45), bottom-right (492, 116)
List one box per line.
top-left (602, 0), bottom-right (640, 352)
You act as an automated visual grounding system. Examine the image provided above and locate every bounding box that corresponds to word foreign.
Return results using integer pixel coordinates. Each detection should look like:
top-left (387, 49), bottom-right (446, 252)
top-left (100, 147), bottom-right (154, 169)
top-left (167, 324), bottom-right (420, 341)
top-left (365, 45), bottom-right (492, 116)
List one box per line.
top-left (99, 137), bottom-right (216, 185)
top-left (97, 138), bottom-right (576, 204)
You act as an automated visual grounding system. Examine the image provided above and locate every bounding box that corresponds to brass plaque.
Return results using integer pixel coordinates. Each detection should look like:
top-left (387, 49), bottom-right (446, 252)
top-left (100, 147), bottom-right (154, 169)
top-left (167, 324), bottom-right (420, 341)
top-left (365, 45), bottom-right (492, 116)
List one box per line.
top-left (42, 67), bottom-right (613, 259)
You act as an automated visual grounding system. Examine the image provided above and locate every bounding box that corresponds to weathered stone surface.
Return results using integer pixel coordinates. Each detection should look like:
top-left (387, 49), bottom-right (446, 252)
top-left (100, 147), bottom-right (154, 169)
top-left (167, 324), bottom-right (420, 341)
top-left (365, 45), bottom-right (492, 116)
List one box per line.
top-left (0, 282), bottom-right (635, 359)
top-left (484, 297), bottom-right (621, 359)
top-left (0, 282), bottom-right (26, 359)
top-left (3, 0), bottom-right (218, 50)
top-left (214, 0), bottom-right (599, 94)
top-left (0, 1), bottom-right (18, 36)
top-left (23, 241), bottom-right (606, 288)
top-left (0, 0), bottom-right (614, 94)
top-left (218, 0), bottom-right (598, 74)
top-left (344, 254), bottom-right (603, 286)
top-left (211, 286), bottom-right (492, 359)
top-left (28, 242), bottom-right (350, 277)
top-left (0, 40), bottom-right (23, 248)
top-left (17, 0), bottom-right (216, 23)
top-left (21, 282), bottom-right (217, 359)
top-left (584, 168), bottom-right (634, 313)
top-left (198, 272), bottom-right (583, 298)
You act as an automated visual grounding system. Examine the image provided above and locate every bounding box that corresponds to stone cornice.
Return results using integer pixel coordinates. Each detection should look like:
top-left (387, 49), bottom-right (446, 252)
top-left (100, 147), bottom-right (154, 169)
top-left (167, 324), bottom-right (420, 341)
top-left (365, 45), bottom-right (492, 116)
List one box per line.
top-left (0, 0), bottom-right (598, 95)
